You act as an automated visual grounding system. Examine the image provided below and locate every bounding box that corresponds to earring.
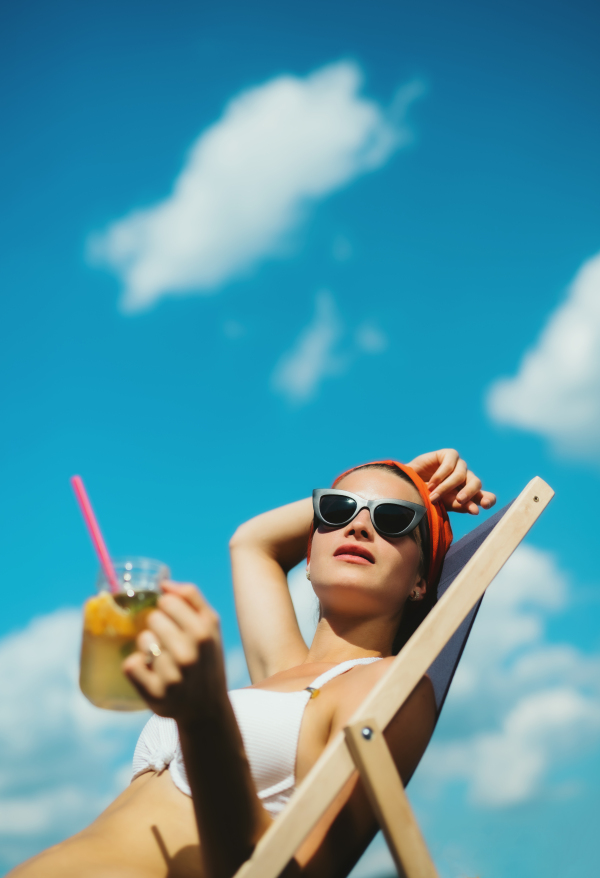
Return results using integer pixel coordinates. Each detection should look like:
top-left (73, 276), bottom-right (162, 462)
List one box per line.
top-left (306, 570), bottom-right (311, 581)
top-left (410, 589), bottom-right (420, 601)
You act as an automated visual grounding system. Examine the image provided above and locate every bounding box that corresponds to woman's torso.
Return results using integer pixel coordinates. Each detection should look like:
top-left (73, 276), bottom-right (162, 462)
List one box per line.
top-left (134, 657), bottom-right (384, 816)
top-left (11, 658), bottom-right (393, 878)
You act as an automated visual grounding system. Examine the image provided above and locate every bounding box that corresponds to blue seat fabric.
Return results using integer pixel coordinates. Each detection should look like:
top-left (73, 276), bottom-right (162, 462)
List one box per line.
top-left (427, 501), bottom-right (512, 716)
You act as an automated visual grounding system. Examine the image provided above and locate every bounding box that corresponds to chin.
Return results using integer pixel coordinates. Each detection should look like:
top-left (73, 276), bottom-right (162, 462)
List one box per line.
top-left (313, 574), bottom-right (377, 608)
top-left (315, 564), bottom-right (372, 589)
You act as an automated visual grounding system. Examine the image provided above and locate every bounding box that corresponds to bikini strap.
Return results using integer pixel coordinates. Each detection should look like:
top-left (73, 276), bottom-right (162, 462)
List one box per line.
top-left (305, 657), bottom-right (383, 699)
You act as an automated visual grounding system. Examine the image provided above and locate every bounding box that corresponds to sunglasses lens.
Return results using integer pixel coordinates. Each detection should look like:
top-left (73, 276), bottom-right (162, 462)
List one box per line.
top-left (374, 504), bottom-right (416, 535)
top-left (319, 494), bottom-right (357, 526)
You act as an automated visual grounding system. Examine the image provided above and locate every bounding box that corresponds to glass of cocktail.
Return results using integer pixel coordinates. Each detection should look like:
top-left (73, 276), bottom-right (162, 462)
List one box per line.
top-left (79, 557), bottom-right (169, 711)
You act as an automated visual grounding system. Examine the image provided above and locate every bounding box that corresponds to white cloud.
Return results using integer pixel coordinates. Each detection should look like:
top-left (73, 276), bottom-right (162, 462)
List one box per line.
top-left (450, 544), bottom-right (567, 696)
top-left (417, 545), bottom-right (600, 807)
top-left (271, 291), bottom-right (343, 403)
top-left (0, 609), bottom-right (148, 870)
top-left (426, 688), bottom-right (600, 807)
top-left (89, 62), bottom-right (421, 312)
top-left (487, 251), bottom-right (600, 457)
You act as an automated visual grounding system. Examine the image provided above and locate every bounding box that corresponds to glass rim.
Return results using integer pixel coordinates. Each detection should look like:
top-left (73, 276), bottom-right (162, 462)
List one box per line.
top-left (96, 556), bottom-right (170, 592)
top-left (105, 556), bottom-right (168, 571)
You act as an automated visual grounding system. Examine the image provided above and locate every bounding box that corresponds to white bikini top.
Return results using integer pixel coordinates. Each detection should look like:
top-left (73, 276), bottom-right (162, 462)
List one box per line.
top-left (132, 657), bottom-right (382, 816)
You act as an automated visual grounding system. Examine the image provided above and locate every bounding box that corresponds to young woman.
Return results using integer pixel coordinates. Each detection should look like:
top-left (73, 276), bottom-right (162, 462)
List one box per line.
top-left (10, 449), bottom-right (495, 878)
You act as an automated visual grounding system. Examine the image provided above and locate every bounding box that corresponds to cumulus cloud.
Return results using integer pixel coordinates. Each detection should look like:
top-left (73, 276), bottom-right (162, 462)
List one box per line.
top-left (89, 63), bottom-right (422, 312)
top-left (418, 545), bottom-right (600, 807)
top-left (487, 252), bottom-right (600, 457)
top-left (427, 687), bottom-right (600, 807)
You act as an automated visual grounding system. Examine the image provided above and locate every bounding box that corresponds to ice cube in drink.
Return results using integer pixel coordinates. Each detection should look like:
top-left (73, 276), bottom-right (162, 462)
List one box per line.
top-left (80, 590), bottom-right (158, 711)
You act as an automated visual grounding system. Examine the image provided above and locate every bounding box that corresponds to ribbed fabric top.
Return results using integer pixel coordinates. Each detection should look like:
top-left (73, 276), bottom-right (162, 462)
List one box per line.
top-left (132, 657), bottom-right (382, 816)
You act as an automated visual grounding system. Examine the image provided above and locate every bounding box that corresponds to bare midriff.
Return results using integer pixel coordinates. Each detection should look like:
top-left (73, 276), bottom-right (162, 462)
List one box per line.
top-left (9, 772), bottom-right (203, 878)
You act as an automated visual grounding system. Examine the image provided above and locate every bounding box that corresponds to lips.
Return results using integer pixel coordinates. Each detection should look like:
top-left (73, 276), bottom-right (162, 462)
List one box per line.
top-left (333, 544), bottom-right (375, 565)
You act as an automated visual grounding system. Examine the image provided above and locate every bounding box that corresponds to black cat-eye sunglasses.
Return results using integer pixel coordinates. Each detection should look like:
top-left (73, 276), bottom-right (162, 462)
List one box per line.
top-left (312, 488), bottom-right (426, 538)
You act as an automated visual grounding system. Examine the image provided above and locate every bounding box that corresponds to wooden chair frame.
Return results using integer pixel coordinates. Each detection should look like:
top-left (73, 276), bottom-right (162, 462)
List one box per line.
top-left (235, 477), bottom-right (554, 878)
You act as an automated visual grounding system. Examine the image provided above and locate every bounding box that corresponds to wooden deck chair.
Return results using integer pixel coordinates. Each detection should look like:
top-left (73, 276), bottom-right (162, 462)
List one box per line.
top-left (235, 477), bottom-right (554, 878)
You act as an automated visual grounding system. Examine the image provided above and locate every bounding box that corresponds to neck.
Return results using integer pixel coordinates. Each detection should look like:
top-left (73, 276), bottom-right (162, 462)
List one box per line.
top-left (304, 614), bottom-right (396, 665)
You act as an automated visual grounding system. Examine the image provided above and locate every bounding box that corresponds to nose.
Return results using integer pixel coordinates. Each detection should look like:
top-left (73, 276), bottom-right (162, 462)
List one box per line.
top-left (344, 507), bottom-right (374, 540)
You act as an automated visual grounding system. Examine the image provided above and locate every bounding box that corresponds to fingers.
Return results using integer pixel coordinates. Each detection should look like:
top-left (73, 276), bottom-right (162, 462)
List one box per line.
top-left (425, 458), bottom-right (497, 516)
top-left (406, 450), bottom-right (442, 480)
top-left (122, 581), bottom-right (223, 713)
top-left (446, 487), bottom-right (497, 516)
top-left (160, 580), bottom-right (208, 612)
top-left (409, 449), bottom-right (458, 486)
top-left (479, 490), bottom-right (497, 509)
top-left (456, 475), bottom-right (496, 512)
top-left (148, 594), bottom-right (220, 661)
top-left (123, 629), bottom-right (184, 700)
top-left (455, 471), bottom-right (482, 506)
top-left (448, 496), bottom-right (481, 515)
top-left (429, 453), bottom-right (466, 502)
top-left (408, 450), bottom-right (496, 515)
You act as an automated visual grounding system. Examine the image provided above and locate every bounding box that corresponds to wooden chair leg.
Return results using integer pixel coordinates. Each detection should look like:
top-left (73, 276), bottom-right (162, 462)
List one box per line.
top-left (345, 718), bottom-right (439, 878)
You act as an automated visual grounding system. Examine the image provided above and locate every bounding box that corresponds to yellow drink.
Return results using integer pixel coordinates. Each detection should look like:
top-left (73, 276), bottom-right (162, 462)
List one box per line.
top-left (79, 590), bottom-right (158, 710)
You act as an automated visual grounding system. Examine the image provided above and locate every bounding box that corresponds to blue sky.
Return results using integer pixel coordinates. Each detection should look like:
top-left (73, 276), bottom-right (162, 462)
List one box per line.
top-left (1, 0), bottom-right (600, 874)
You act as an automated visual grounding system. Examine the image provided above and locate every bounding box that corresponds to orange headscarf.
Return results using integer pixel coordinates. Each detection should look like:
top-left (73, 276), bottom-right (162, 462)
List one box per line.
top-left (309, 459), bottom-right (453, 588)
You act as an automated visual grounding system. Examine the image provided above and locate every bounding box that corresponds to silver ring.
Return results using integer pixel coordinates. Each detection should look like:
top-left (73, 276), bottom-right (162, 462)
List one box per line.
top-left (145, 642), bottom-right (162, 666)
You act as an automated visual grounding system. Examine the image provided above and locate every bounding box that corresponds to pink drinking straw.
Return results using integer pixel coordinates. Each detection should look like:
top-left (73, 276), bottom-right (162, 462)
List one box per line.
top-left (70, 475), bottom-right (120, 594)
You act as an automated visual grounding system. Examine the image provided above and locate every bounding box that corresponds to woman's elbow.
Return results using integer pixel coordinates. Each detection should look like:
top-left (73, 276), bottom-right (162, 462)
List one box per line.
top-left (228, 527), bottom-right (245, 552)
top-left (229, 521), bottom-right (259, 552)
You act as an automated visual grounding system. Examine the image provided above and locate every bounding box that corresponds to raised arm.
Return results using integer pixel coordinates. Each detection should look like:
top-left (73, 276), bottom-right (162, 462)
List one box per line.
top-left (229, 499), bottom-right (313, 683)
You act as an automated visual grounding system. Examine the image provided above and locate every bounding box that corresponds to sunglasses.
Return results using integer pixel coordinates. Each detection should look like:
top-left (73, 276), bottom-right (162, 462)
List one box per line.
top-left (312, 488), bottom-right (427, 538)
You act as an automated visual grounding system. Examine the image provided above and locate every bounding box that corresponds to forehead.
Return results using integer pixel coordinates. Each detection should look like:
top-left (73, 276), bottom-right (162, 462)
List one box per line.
top-left (335, 468), bottom-right (423, 505)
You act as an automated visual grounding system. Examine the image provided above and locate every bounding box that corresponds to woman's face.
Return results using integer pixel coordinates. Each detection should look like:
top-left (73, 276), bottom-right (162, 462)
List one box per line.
top-left (309, 468), bottom-right (426, 622)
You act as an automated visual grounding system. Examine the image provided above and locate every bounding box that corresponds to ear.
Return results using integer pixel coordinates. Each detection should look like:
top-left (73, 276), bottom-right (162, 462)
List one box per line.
top-left (306, 565), bottom-right (311, 582)
top-left (409, 574), bottom-right (427, 602)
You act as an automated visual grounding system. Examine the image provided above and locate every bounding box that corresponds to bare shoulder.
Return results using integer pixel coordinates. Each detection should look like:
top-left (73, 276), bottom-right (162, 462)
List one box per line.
top-left (330, 659), bottom-right (434, 727)
top-left (336, 655), bottom-right (435, 696)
